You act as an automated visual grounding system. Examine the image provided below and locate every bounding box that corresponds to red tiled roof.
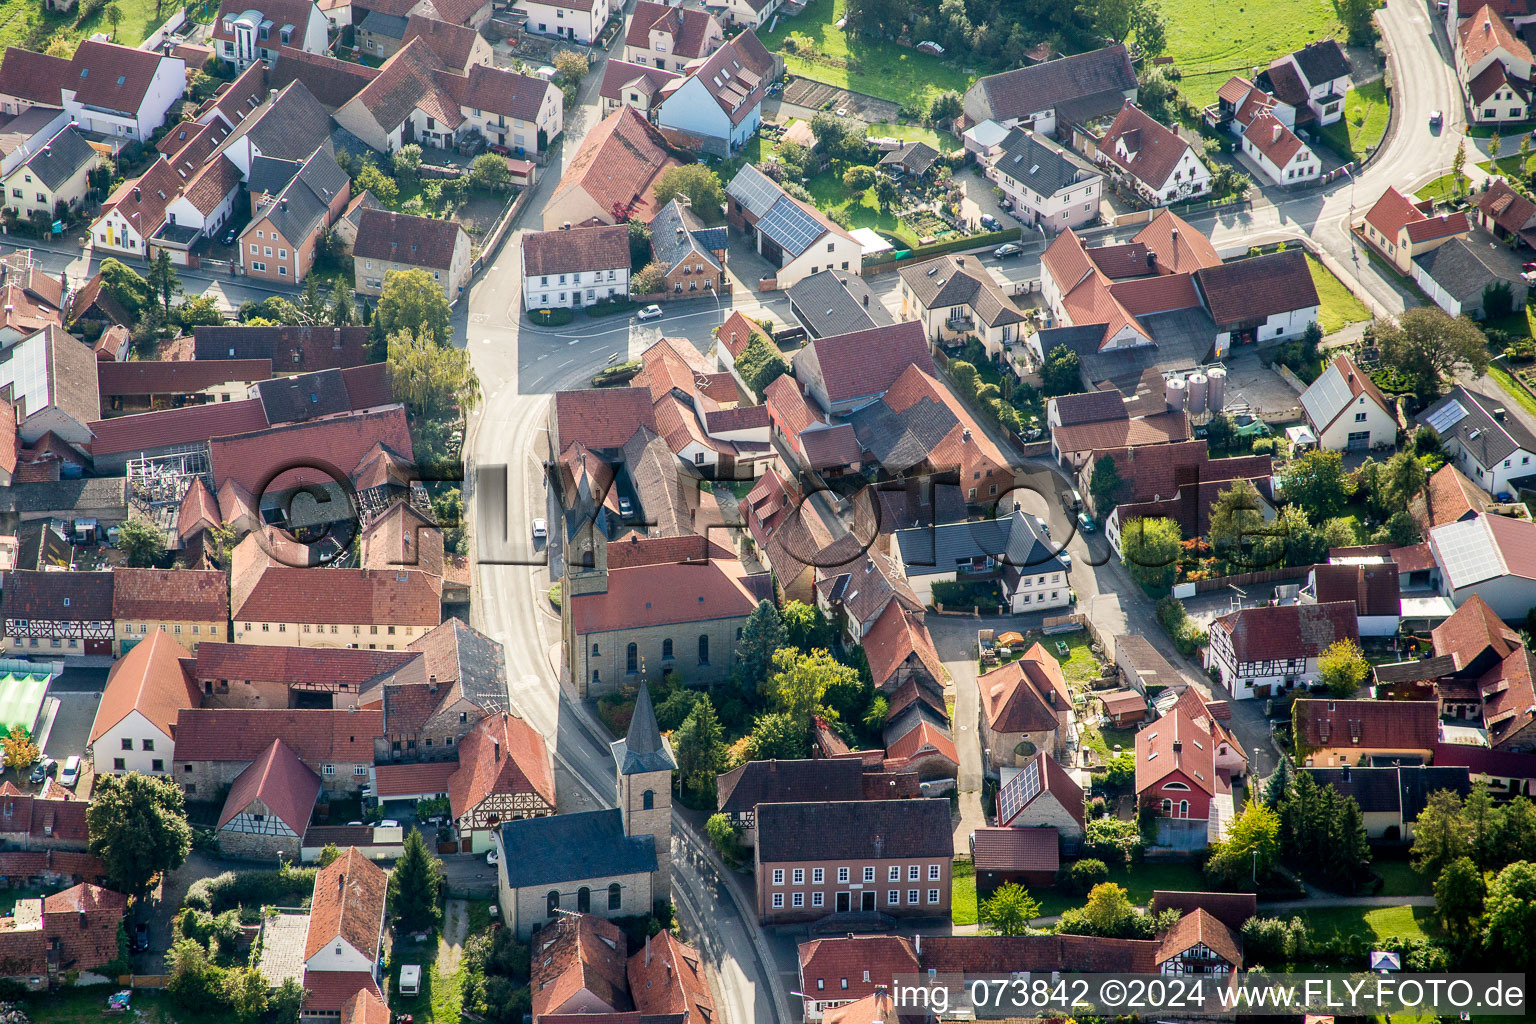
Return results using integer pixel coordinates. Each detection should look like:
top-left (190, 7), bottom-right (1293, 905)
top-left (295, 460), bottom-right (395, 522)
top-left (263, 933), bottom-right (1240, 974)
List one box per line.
top-left (0, 47), bottom-right (72, 106)
top-left (862, 601), bottom-right (944, 687)
top-left (549, 106), bottom-right (680, 223)
top-left (173, 708), bottom-right (382, 766)
top-left (554, 388), bottom-right (659, 452)
top-left (1099, 102), bottom-right (1198, 190)
top-left (42, 883), bottom-right (128, 972)
top-left (1156, 907), bottom-right (1242, 968)
top-left (970, 825), bottom-right (1059, 873)
top-left (1136, 708), bottom-right (1216, 796)
top-left (1131, 210), bottom-right (1221, 274)
top-left (1054, 411), bottom-right (1190, 457)
top-left (1292, 698), bottom-right (1440, 751)
top-left (570, 557), bottom-right (761, 633)
top-left (532, 914), bottom-right (633, 1018)
top-left (1211, 600), bottom-right (1359, 663)
top-left (354, 208), bottom-right (465, 271)
top-left (218, 737), bottom-right (322, 833)
top-left (626, 1), bottom-right (720, 58)
top-left (98, 359), bottom-right (271, 398)
top-left (210, 407), bottom-right (413, 495)
top-left (801, 321), bottom-right (932, 408)
top-left (885, 719), bottom-right (958, 768)
top-left (341, 989), bottom-right (391, 1024)
top-left (448, 712), bottom-right (555, 818)
top-left (627, 930), bottom-right (715, 1024)
top-left (111, 568), bottom-right (228, 623)
top-left (717, 311), bottom-right (766, 359)
top-left (374, 760), bottom-right (457, 797)
top-left (306, 848), bottom-right (387, 961)
top-left (918, 934), bottom-right (1159, 973)
top-left (599, 59), bottom-right (679, 104)
top-left (524, 223), bottom-right (631, 278)
top-left (88, 398), bottom-right (270, 458)
top-left (1309, 562), bottom-right (1401, 618)
top-left (980, 643), bottom-right (1070, 733)
top-left (176, 477), bottom-right (221, 540)
top-left (302, 971), bottom-right (384, 1013)
top-left (797, 935), bottom-right (918, 1011)
top-left (1244, 110), bottom-right (1307, 168)
top-left (1459, 4), bottom-right (1532, 66)
top-left (189, 642), bottom-right (414, 687)
top-left (89, 629), bottom-right (198, 745)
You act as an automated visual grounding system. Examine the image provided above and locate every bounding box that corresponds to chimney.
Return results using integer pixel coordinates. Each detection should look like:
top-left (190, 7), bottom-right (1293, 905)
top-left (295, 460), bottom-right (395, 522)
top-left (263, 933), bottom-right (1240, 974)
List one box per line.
top-left (493, 738), bottom-right (501, 762)
top-left (956, 256), bottom-right (965, 266)
top-left (1172, 740), bottom-right (1183, 752)
top-left (1272, 124), bottom-right (1282, 144)
top-left (269, 88), bottom-right (278, 103)
top-left (962, 428), bottom-right (971, 443)
top-left (428, 674), bottom-right (437, 692)
top-left (1342, 764), bottom-right (1351, 782)
top-left (133, 187), bottom-right (142, 202)
top-left (1171, 227), bottom-right (1179, 242)
top-left (1494, 407), bottom-right (1507, 421)
top-left (914, 933), bottom-right (921, 955)
top-left (862, 293), bottom-right (869, 307)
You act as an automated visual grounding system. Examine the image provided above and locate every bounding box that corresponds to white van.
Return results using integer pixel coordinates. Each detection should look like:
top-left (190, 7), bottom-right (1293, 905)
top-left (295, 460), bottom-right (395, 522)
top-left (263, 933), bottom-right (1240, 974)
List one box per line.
top-left (399, 964), bottom-right (421, 997)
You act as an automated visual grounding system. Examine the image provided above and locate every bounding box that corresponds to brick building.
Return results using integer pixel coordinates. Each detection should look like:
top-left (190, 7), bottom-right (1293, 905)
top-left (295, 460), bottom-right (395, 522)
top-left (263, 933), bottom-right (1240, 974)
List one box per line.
top-left (172, 707), bottom-right (382, 798)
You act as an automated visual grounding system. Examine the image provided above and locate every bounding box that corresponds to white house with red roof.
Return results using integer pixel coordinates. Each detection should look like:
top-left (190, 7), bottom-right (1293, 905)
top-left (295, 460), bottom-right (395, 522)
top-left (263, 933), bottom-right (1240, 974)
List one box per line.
top-left (1205, 601), bottom-right (1360, 700)
top-left (1355, 185), bottom-right (1470, 273)
top-left (725, 164), bottom-right (862, 288)
top-left (16, 41), bottom-right (188, 142)
top-left (1092, 102), bottom-right (1211, 206)
top-left (515, 0), bottom-right (611, 43)
top-left (87, 628), bottom-right (200, 775)
top-left (599, 59), bottom-right (679, 117)
top-left (655, 31), bottom-right (775, 157)
top-left (1456, 5), bottom-right (1534, 123)
top-left (1299, 353), bottom-right (1399, 451)
top-left (1239, 110), bottom-right (1320, 186)
top-left (212, 0), bottom-right (330, 68)
top-left (1136, 707), bottom-right (1230, 849)
top-left (624, 1), bottom-right (724, 72)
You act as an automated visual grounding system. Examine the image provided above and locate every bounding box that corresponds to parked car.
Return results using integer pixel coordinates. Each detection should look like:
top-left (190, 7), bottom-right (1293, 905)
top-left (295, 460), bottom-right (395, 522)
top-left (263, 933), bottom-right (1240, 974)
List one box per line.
top-left (636, 304), bottom-right (663, 321)
top-left (379, 819), bottom-right (399, 828)
top-left (1077, 512), bottom-right (1097, 533)
top-left (618, 495), bottom-right (633, 517)
top-left (59, 756), bottom-right (80, 787)
top-left (1429, 110), bottom-right (1443, 128)
top-left (132, 922), bottom-right (150, 952)
top-left (532, 517), bottom-right (547, 539)
top-left (486, 848), bottom-right (499, 865)
top-left (993, 243), bottom-right (1022, 258)
top-left (980, 214), bottom-right (1002, 231)
top-left (29, 757), bottom-right (55, 784)
top-left (221, 228), bottom-right (238, 246)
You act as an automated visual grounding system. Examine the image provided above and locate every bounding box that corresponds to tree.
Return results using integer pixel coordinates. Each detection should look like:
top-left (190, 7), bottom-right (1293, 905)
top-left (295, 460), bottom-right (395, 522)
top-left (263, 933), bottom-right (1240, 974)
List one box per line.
top-left (392, 143), bottom-right (423, 185)
top-left (1452, 138), bottom-right (1468, 196)
top-left (1, 728), bottom-right (37, 776)
top-left (1523, 135), bottom-right (1533, 175)
top-left (1066, 859), bottom-right (1109, 894)
top-left (1411, 788), bottom-right (1471, 878)
top-left (737, 601), bottom-right (786, 692)
top-left (1089, 455), bottom-right (1122, 512)
top-left (331, 288), bottom-right (357, 327)
top-left (146, 250), bottom-right (181, 314)
top-left (1382, 451), bottom-right (1427, 513)
top-left (627, 220), bottom-right (652, 270)
top-left (1040, 344), bottom-right (1082, 396)
top-left (1208, 479), bottom-right (1281, 567)
top-left (706, 812), bottom-right (740, 859)
top-left (224, 967), bottom-right (269, 1024)
top-left (88, 773), bottom-right (192, 899)
top-left (165, 938), bottom-right (220, 1008)
top-left (99, 258), bottom-right (151, 318)
top-left (928, 90), bottom-right (963, 123)
top-left (632, 261), bottom-right (667, 295)
top-left (746, 711), bottom-right (806, 760)
top-left (782, 600), bottom-right (832, 652)
top-left (736, 334), bottom-right (791, 396)
top-left (317, 844), bottom-right (342, 867)
top-left (1465, 782), bottom-right (1501, 869)
top-left (1077, 882), bottom-right (1139, 936)
top-left (355, 159), bottom-right (399, 207)
top-left (1496, 796), bottom-right (1536, 865)
top-left (874, 176), bottom-right (897, 213)
top-left (1377, 306), bottom-right (1490, 400)
top-left (553, 49), bottom-right (590, 82)
top-left (979, 883), bottom-right (1041, 935)
top-left (104, 1), bottom-right (122, 37)
top-left (176, 295), bottom-right (225, 329)
top-left (673, 695), bottom-right (726, 796)
top-left (388, 328), bottom-right (481, 420)
top-left (1241, 916), bottom-right (1308, 966)
top-left (1206, 798), bottom-right (1280, 884)
top-left (1318, 638), bottom-right (1369, 698)
top-left (1338, 0), bottom-right (1377, 43)
top-left (1129, 0), bottom-right (1167, 55)
top-left (376, 269), bottom-right (453, 346)
top-left (1263, 756), bottom-right (1293, 809)
top-left (1119, 516), bottom-right (1181, 589)
top-left (842, 165), bottom-right (877, 197)
top-left (1483, 861), bottom-right (1536, 970)
top-left (117, 515), bottom-right (166, 568)
top-left (651, 165), bottom-right (727, 223)
top-left (1435, 856), bottom-right (1486, 940)
top-left (471, 153), bottom-right (512, 191)
top-left (1277, 771), bottom-right (1371, 889)
top-left (389, 829), bottom-right (445, 933)
top-left (768, 647), bottom-right (857, 733)
top-left (1280, 448), bottom-right (1351, 520)
top-left (270, 978), bottom-right (305, 1024)
top-left (1103, 751), bottom-right (1136, 793)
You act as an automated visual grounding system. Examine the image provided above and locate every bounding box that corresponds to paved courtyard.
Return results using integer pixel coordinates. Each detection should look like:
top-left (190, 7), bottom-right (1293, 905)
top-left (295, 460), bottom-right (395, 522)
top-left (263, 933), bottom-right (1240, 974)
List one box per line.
top-left (255, 909), bottom-right (310, 988)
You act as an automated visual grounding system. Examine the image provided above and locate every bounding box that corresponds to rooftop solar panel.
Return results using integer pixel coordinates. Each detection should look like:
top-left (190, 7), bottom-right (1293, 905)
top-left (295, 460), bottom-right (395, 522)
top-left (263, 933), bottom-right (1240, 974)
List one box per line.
top-left (1425, 398), bottom-right (1468, 435)
top-left (1431, 517), bottom-right (1504, 588)
top-left (760, 197), bottom-right (825, 257)
top-left (996, 756), bottom-right (1043, 825)
top-left (726, 164), bottom-right (781, 218)
top-left (1300, 362), bottom-right (1352, 430)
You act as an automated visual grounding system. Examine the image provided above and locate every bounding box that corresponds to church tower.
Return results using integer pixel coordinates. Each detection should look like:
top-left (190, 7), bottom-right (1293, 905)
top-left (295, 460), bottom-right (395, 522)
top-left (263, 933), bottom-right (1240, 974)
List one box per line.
top-left (612, 684), bottom-right (676, 900)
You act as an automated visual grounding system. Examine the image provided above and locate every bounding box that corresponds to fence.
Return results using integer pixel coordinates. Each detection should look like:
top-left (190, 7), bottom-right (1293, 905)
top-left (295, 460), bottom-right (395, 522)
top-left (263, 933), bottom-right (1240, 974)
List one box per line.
top-left (117, 975), bottom-right (169, 989)
top-left (1186, 566), bottom-right (1310, 595)
top-left (141, 10), bottom-right (189, 53)
top-left (470, 187), bottom-right (531, 277)
top-left (1274, 362), bottom-right (1309, 396)
top-left (860, 227), bottom-right (1024, 276)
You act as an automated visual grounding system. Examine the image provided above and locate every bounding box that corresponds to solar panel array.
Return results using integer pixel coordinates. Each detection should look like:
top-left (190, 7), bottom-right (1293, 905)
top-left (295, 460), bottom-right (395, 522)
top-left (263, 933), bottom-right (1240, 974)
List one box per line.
top-left (1299, 362), bottom-right (1351, 430)
top-left (1432, 517), bottom-right (1503, 588)
top-left (760, 197), bottom-right (825, 257)
top-left (1425, 398), bottom-right (1468, 435)
top-left (0, 331), bottom-right (48, 416)
top-left (726, 164), bottom-right (781, 218)
top-left (996, 756), bottom-right (1043, 825)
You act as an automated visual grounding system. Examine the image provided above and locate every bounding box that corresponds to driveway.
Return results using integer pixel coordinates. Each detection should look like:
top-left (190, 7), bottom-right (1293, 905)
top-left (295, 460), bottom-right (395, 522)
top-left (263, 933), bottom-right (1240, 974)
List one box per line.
top-left (42, 691), bottom-right (100, 761)
top-left (926, 616), bottom-right (986, 847)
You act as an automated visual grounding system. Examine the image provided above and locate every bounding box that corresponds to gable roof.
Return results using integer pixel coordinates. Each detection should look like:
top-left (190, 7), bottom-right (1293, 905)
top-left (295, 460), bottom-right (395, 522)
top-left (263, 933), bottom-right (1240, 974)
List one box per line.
top-left (549, 105), bottom-right (679, 223)
top-left (1157, 908), bottom-right (1242, 967)
top-left (1098, 103), bottom-right (1198, 190)
top-left (172, 707), bottom-right (384, 765)
top-left (194, 324), bottom-right (372, 372)
top-left (1412, 463), bottom-right (1488, 531)
top-left (997, 750), bottom-right (1086, 831)
top-left (1211, 600), bottom-right (1359, 663)
top-left (1430, 513), bottom-right (1536, 589)
top-left (966, 45), bottom-right (1137, 123)
top-left (626, 1), bottom-right (719, 58)
top-left (401, 14), bottom-right (483, 69)
top-left (354, 208), bottom-right (464, 269)
top-left (672, 30), bottom-right (772, 125)
top-left (69, 40), bottom-right (174, 117)
top-left (498, 808), bottom-right (656, 887)
top-left (110, 568), bottom-right (228, 622)
top-left (209, 406), bottom-right (413, 494)
top-left (524, 223), bottom-right (631, 277)
top-left (1412, 235), bottom-right (1525, 304)
top-left (97, 358), bottom-right (273, 399)
top-left (306, 848), bottom-right (387, 961)
top-left (990, 126), bottom-right (1096, 197)
top-left (755, 799), bottom-right (953, 862)
top-left (218, 737), bottom-right (322, 834)
top-left (1196, 249), bottom-right (1319, 329)
top-left (271, 45), bottom-right (381, 110)
top-left (898, 254), bottom-right (1026, 328)
top-left (0, 48), bottom-right (73, 107)
top-left (1293, 698), bottom-right (1440, 751)
top-left (787, 269), bottom-right (892, 337)
top-left (979, 643), bottom-right (1071, 734)
top-left (88, 628), bottom-right (198, 745)
top-left (190, 641), bottom-right (414, 688)
top-left (1417, 384), bottom-right (1536, 468)
top-left (1476, 177), bottom-right (1536, 235)
top-left (554, 387), bottom-right (658, 452)
top-left (862, 601), bottom-right (944, 688)
top-left (799, 320), bottom-right (932, 408)
top-left (1149, 890), bottom-right (1257, 930)
top-left (346, 38), bottom-right (462, 135)
top-left (87, 398), bottom-right (271, 459)
top-left (1289, 38), bottom-right (1351, 86)
top-left (716, 757), bottom-right (868, 815)
top-left (628, 931), bottom-right (714, 1024)
top-left (532, 914), bottom-right (632, 1019)
top-left (1459, 5), bottom-right (1532, 67)
top-left (600, 59), bottom-right (680, 104)
top-left (1365, 185), bottom-right (1469, 243)
top-left (1136, 708), bottom-right (1216, 795)
top-left (1300, 353), bottom-right (1394, 434)
top-left (448, 712), bottom-right (555, 817)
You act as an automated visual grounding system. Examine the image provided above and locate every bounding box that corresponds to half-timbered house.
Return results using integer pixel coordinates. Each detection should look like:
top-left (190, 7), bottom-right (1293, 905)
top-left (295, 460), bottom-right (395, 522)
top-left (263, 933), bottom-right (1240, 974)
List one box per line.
top-left (1155, 908), bottom-right (1243, 975)
top-left (172, 708), bottom-right (382, 799)
top-left (217, 738), bottom-right (322, 860)
top-left (1, 570), bottom-right (115, 657)
top-left (448, 713), bottom-right (556, 853)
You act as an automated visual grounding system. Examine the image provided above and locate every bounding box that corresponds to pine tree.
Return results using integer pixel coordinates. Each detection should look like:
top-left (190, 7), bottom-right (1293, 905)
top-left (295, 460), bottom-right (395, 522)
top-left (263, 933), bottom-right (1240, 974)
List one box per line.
top-left (388, 830), bottom-right (444, 933)
top-left (1263, 756), bottom-right (1293, 809)
top-left (1465, 783), bottom-right (1500, 869)
top-left (736, 600), bottom-right (785, 696)
top-left (673, 695), bottom-right (725, 798)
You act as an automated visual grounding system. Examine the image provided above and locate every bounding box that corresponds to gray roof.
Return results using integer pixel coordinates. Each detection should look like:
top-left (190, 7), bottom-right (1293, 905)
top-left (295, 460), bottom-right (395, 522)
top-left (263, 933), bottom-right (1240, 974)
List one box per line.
top-left (1289, 39), bottom-right (1351, 89)
top-left (716, 758), bottom-right (867, 816)
top-left (1047, 307), bottom-right (1216, 390)
top-left (613, 683), bottom-right (677, 775)
top-left (725, 163), bottom-right (780, 218)
top-left (360, 9), bottom-right (408, 37)
top-left (878, 141), bottom-right (940, 175)
top-left (787, 269), bottom-right (893, 338)
top-left (897, 254), bottom-right (1024, 329)
top-left (1417, 385), bottom-right (1536, 468)
top-left (247, 154), bottom-right (303, 197)
top-left (1300, 764), bottom-right (1469, 820)
top-left (893, 508), bottom-right (1066, 578)
top-left (649, 199), bottom-right (722, 275)
top-left (991, 127), bottom-right (1095, 199)
top-left (0, 477), bottom-right (128, 516)
top-left (21, 126), bottom-right (96, 192)
top-left (259, 147), bottom-right (349, 246)
top-left (229, 80), bottom-right (334, 163)
top-left (725, 163), bottom-right (835, 257)
top-left (755, 798), bottom-right (953, 863)
top-left (848, 394), bottom-right (958, 473)
top-left (964, 44), bottom-right (1137, 125)
top-left (1397, 765), bottom-right (1471, 821)
top-left (1411, 236), bottom-right (1523, 305)
top-left (497, 808), bottom-right (657, 887)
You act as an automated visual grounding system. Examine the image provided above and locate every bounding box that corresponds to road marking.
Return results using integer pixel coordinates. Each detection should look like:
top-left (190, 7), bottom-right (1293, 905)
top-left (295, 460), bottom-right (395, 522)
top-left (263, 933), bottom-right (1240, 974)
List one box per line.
top-left (559, 358), bottom-right (574, 368)
top-left (481, 338), bottom-right (492, 344)
top-left (568, 338), bottom-right (579, 345)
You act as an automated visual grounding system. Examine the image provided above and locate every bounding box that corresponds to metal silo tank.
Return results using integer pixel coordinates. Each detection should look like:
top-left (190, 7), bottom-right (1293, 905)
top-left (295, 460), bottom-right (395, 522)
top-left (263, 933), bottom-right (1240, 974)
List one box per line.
top-left (1207, 366), bottom-right (1227, 412)
top-left (1186, 372), bottom-right (1207, 415)
top-left (1164, 375), bottom-right (1187, 411)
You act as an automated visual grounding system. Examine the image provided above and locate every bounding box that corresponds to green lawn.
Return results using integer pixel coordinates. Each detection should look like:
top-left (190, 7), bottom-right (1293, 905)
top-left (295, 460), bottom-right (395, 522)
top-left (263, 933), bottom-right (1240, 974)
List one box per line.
top-left (1296, 904), bottom-right (1437, 944)
top-left (0, 0), bottom-right (173, 55)
top-left (1032, 860), bottom-right (1212, 917)
top-left (1373, 860), bottom-right (1431, 898)
top-left (1413, 172), bottom-right (1462, 203)
top-left (1163, 0), bottom-right (1345, 109)
top-left (761, 0), bottom-right (974, 109)
top-left (1317, 81), bottom-right (1391, 162)
top-left (1489, 363), bottom-right (1536, 422)
top-left (1046, 634), bottom-right (1103, 687)
top-left (953, 859), bottom-right (979, 926)
top-left (866, 123), bottom-right (962, 152)
top-left (1306, 253), bottom-right (1372, 333)
top-left (22, 990), bottom-right (222, 1024)
top-left (802, 165), bottom-right (922, 247)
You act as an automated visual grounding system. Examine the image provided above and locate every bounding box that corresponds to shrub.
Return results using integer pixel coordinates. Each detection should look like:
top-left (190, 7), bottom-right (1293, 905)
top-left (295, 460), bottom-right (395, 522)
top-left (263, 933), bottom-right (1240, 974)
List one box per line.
top-left (184, 867), bottom-right (317, 915)
top-left (1065, 858), bottom-right (1108, 894)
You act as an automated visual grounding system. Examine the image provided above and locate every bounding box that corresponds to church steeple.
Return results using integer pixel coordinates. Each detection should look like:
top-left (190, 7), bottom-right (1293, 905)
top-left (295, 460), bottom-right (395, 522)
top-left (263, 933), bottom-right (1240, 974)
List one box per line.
top-left (612, 684), bottom-right (675, 899)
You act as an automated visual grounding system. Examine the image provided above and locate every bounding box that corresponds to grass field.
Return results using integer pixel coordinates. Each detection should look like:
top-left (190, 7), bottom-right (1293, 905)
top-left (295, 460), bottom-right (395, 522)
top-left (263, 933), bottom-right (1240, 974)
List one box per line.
top-left (1163, 0), bottom-right (1345, 109)
top-left (953, 859), bottom-right (979, 926)
top-left (0, 0), bottom-right (175, 55)
top-left (1373, 860), bottom-right (1431, 897)
top-left (1317, 82), bottom-right (1391, 162)
top-left (1296, 904), bottom-right (1437, 944)
top-left (802, 165), bottom-right (924, 247)
top-left (1306, 254), bottom-right (1372, 333)
top-left (866, 123), bottom-right (962, 152)
top-left (1032, 860), bottom-right (1211, 917)
top-left (1414, 172), bottom-right (1462, 203)
top-left (761, 0), bottom-right (974, 109)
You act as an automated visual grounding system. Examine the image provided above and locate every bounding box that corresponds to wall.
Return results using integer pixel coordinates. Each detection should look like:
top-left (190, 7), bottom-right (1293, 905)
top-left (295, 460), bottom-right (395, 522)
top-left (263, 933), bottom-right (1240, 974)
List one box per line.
top-left (573, 615), bottom-right (749, 696)
top-left (501, 865), bottom-right (653, 938)
top-left (94, 712), bottom-right (173, 775)
top-left (755, 854), bottom-right (951, 924)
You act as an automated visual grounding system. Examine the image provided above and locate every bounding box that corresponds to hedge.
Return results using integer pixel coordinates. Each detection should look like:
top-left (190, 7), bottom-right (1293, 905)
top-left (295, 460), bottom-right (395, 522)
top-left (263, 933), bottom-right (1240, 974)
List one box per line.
top-left (863, 226), bottom-right (1024, 268)
top-left (184, 867), bottom-right (319, 915)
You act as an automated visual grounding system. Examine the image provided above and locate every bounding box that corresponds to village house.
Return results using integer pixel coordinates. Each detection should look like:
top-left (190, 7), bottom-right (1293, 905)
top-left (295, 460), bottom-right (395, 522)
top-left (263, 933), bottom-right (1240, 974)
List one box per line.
top-left (970, 826), bottom-right (1061, 895)
top-left (975, 126), bottom-right (1102, 232)
top-left (448, 712), bottom-right (557, 853)
top-left (1239, 110), bottom-right (1321, 186)
top-left (1156, 908), bottom-right (1243, 975)
top-left (514, 0), bottom-right (611, 44)
top-left (599, 60), bottom-right (679, 118)
top-left (1302, 764), bottom-right (1472, 839)
top-left (1298, 353), bottom-right (1399, 452)
top-left (1417, 385), bottom-right (1536, 496)
top-left (715, 757), bottom-right (919, 848)
top-left (1260, 40), bottom-right (1352, 125)
top-left (1136, 708), bottom-right (1229, 850)
top-left (994, 749), bottom-right (1085, 838)
top-left (725, 164), bottom-right (863, 288)
top-left (752, 799), bottom-right (952, 924)
top-left (891, 510), bottom-right (1068, 614)
top-left (1411, 463), bottom-right (1490, 534)
top-left (401, 15), bottom-right (493, 72)
top-left (87, 629), bottom-right (200, 775)
top-left (1429, 514), bottom-right (1536, 618)
top-left (0, 325), bottom-right (100, 449)
top-left (354, 209), bottom-right (471, 300)
top-left (624, 1), bottom-right (724, 71)
top-left (710, 0), bottom-right (784, 29)
top-left (787, 269), bottom-right (892, 339)
top-left (655, 31), bottom-right (776, 157)
top-left (1456, 5), bottom-right (1533, 123)
top-left (111, 568), bottom-right (228, 656)
top-left (521, 223), bottom-right (632, 310)
top-left (0, 781), bottom-right (92, 852)
top-left (1206, 601), bottom-right (1360, 700)
top-left (962, 44), bottom-right (1138, 137)
top-left (0, 41), bottom-right (185, 142)
top-left (1092, 103), bottom-right (1212, 206)
top-left (195, 324), bottom-right (373, 373)
top-left (977, 644), bottom-right (1074, 769)
top-left (530, 913), bottom-right (632, 1017)
top-left (898, 254), bottom-right (1027, 357)
top-left (1292, 698), bottom-right (1440, 767)
top-left (216, 737), bottom-right (322, 860)
top-left (1474, 177), bottom-right (1536, 248)
top-left (628, 929), bottom-right (716, 1024)
top-left (862, 600), bottom-right (944, 695)
top-left (544, 106), bottom-right (679, 228)
top-left (494, 686), bottom-right (672, 937)
top-left (1412, 233), bottom-right (1527, 318)
top-left (369, 618), bottom-right (511, 764)
top-left (300, 848), bottom-right (388, 1016)
top-left (172, 707), bottom-right (382, 798)
top-left (1356, 185), bottom-right (1469, 274)
top-left (0, 124), bottom-right (99, 222)
top-left (0, 884), bottom-right (127, 990)
top-left (238, 147), bottom-right (352, 285)
top-left (789, 320), bottom-right (932, 416)
top-left (1417, 595), bottom-right (1536, 751)
top-left (0, 569), bottom-right (114, 658)
top-left (212, 0), bottom-right (330, 68)
top-left (649, 199), bottom-right (728, 295)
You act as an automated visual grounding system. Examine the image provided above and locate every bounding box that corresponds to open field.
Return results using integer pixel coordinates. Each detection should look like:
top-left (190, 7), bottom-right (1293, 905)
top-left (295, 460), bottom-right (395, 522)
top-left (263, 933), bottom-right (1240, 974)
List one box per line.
top-left (1307, 254), bottom-right (1372, 333)
top-left (1163, 0), bottom-right (1344, 110)
top-left (761, 0), bottom-right (974, 110)
top-left (1296, 903), bottom-right (1436, 943)
top-left (866, 123), bottom-right (962, 152)
top-left (0, 0), bottom-right (172, 55)
top-left (1318, 82), bottom-right (1391, 162)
